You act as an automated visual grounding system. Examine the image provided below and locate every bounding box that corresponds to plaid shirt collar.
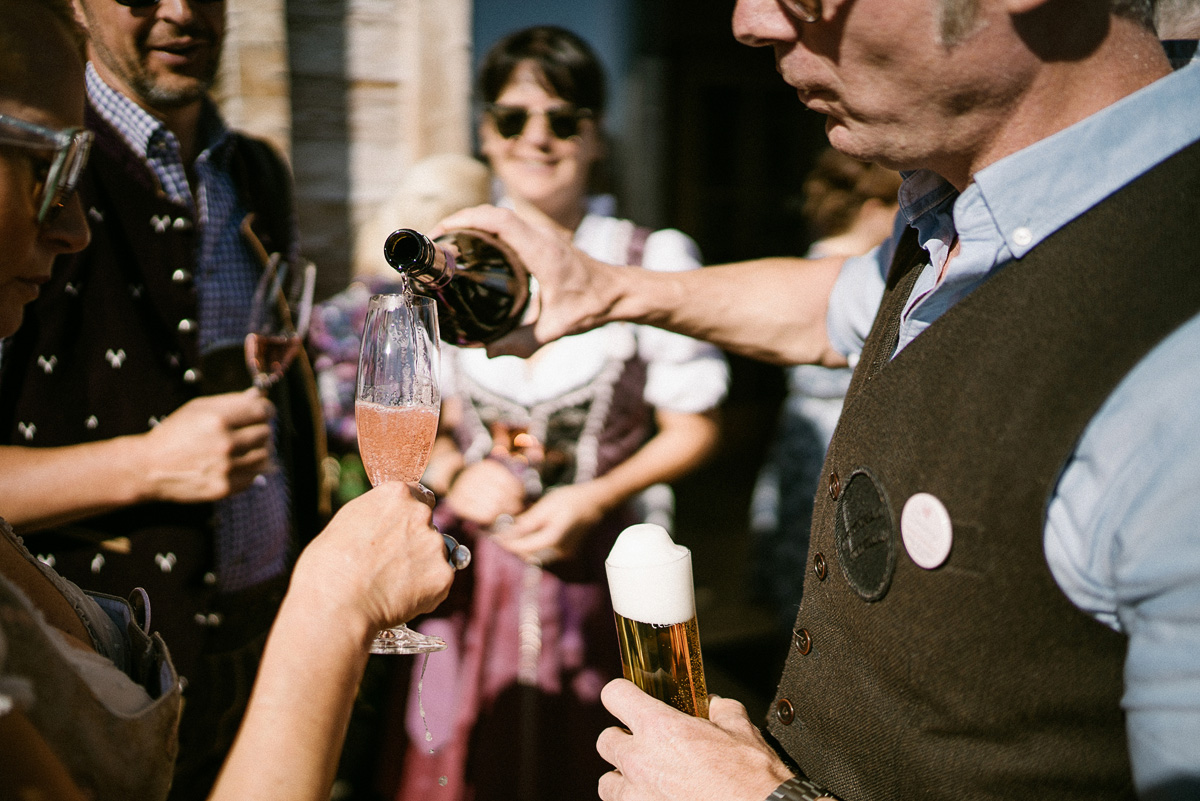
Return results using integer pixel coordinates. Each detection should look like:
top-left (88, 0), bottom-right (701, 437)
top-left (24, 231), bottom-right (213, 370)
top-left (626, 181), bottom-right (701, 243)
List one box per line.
top-left (85, 63), bottom-right (234, 206)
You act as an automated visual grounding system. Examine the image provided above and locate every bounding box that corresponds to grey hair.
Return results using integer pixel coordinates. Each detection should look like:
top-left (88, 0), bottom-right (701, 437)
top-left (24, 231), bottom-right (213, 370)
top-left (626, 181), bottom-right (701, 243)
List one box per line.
top-left (937, 0), bottom-right (1155, 46)
top-left (1154, 0), bottom-right (1200, 37)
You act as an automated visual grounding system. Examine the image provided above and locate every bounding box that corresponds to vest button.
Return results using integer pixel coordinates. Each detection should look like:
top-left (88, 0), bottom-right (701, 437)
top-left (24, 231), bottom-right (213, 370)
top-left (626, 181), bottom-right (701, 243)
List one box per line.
top-left (177, 318), bottom-right (197, 334)
top-left (812, 553), bottom-right (828, 581)
top-left (775, 698), bottom-right (795, 726)
top-left (793, 627), bottom-right (813, 656)
top-left (183, 368), bottom-right (202, 384)
top-left (828, 471), bottom-right (841, 500)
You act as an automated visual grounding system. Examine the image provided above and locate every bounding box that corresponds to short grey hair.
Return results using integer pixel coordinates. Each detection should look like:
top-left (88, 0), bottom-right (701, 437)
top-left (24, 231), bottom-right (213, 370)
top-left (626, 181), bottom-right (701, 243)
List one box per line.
top-left (938, 0), bottom-right (1155, 46)
top-left (1154, 0), bottom-right (1200, 37)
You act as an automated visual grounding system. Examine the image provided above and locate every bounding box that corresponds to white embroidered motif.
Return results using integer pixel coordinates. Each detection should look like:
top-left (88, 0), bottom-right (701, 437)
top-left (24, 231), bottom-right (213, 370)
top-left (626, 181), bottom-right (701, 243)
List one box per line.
top-left (155, 552), bottom-right (177, 573)
top-left (85, 415), bottom-right (99, 430)
top-left (37, 355), bottom-right (57, 374)
top-left (17, 422), bottom-right (36, 441)
top-left (105, 348), bottom-right (127, 368)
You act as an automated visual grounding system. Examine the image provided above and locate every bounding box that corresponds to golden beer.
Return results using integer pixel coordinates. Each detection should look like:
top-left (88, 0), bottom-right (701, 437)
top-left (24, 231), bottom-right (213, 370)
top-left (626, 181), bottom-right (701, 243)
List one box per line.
top-left (613, 612), bottom-right (709, 718)
top-left (606, 523), bottom-right (710, 718)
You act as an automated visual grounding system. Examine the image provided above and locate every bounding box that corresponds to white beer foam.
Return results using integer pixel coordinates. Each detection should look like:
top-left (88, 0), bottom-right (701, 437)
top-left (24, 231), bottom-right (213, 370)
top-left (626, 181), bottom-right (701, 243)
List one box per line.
top-left (606, 523), bottom-right (695, 626)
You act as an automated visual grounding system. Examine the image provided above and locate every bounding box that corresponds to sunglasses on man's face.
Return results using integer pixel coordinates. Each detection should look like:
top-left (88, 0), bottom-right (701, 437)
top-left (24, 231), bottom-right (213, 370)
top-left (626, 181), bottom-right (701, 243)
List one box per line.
top-left (113, 0), bottom-right (223, 7)
top-left (0, 114), bottom-right (94, 225)
top-left (486, 104), bottom-right (594, 141)
top-left (779, 0), bottom-right (821, 22)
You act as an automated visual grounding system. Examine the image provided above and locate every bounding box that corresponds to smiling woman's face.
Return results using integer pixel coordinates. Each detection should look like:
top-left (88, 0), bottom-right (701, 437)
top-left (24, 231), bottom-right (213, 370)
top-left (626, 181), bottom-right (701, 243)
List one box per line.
top-left (0, 2), bottom-right (90, 339)
top-left (478, 61), bottom-right (603, 223)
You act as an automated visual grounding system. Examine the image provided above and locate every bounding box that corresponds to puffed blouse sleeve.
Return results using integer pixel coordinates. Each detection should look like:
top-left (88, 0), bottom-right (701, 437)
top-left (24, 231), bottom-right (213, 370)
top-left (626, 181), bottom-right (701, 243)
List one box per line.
top-left (636, 228), bottom-right (730, 414)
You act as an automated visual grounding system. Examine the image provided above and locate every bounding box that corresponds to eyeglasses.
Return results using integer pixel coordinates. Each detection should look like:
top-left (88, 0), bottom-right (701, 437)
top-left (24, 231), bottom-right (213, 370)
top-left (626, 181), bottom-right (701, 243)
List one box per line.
top-left (113, 0), bottom-right (223, 7)
top-left (0, 114), bottom-right (93, 225)
top-left (780, 0), bottom-right (821, 23)
top-left (485, 104), bottom-right (594, 140)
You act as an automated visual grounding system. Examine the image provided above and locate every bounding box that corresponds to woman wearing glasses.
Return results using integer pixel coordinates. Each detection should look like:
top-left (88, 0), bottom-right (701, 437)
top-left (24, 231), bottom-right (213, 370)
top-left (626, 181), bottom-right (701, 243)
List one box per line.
top-left (380, 25), bottom-right (729, 801)
top-left (0, 4), bottom-right (454, 799)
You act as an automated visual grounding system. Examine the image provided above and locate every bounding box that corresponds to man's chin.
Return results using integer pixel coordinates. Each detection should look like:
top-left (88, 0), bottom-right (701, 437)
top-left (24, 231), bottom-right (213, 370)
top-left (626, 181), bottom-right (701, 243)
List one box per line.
top-left (135, 75), bottom-right (212, 110)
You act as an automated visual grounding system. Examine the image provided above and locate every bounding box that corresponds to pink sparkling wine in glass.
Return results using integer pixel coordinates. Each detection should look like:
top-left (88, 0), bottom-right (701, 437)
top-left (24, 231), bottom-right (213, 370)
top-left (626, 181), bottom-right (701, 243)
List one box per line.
top-left (355, 401), bottom-right (440, 483)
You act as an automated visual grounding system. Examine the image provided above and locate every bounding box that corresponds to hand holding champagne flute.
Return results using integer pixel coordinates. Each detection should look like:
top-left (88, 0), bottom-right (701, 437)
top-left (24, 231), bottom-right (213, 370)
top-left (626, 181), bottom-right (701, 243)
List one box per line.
top-left (356, 293), bottom-right (470, 654)
top-left (245, 254), bottom-right (316, 392)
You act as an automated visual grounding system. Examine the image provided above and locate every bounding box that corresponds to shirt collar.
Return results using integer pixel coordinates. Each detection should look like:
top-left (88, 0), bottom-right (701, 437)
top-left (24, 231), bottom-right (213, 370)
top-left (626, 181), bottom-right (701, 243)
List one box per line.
top-left (85, 62), bottom-right (233, 166)
top-left (972, 61), bottom-right (1200, 258)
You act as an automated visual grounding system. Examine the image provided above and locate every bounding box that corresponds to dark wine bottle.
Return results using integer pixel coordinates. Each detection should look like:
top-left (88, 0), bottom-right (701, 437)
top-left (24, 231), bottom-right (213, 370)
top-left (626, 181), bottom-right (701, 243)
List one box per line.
top-left (383, 227), bottom-right (532, 347)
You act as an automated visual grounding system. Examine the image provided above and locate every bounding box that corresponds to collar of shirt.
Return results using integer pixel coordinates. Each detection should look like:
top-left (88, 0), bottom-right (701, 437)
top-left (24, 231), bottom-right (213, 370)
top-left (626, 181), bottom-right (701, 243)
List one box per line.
top-left (889, 61), bottom-right (1200, 355)
top-left (85, 62), bottom-right (234, 212)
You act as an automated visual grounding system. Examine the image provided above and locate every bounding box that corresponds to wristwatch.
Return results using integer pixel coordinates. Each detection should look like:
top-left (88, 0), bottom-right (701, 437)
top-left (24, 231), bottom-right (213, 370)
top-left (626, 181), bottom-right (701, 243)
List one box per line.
top-left (765, 775), bottom-right (835, 801)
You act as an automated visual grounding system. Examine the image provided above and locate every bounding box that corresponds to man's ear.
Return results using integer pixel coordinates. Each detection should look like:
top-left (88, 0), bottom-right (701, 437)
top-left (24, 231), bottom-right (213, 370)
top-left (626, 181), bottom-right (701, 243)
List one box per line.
top-left (71, 0), bottom-right (90, 36)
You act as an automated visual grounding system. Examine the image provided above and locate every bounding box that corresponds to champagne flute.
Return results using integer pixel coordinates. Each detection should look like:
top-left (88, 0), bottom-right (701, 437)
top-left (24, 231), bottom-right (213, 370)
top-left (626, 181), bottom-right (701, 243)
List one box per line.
top-left (244, 254), bottom-right (316, 392)
top-left (356, 293), bottom-right (467, 654)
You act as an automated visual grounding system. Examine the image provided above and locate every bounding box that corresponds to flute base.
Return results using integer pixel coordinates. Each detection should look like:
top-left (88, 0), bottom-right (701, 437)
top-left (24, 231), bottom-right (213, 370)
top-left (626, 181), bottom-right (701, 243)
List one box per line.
top-left (370, 624), bottom-right (446, 655)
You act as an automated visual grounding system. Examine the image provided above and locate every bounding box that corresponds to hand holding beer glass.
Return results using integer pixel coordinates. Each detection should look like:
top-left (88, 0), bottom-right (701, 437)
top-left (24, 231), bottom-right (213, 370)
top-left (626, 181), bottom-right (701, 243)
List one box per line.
top-left (605, 523), bottom-right (709, 718)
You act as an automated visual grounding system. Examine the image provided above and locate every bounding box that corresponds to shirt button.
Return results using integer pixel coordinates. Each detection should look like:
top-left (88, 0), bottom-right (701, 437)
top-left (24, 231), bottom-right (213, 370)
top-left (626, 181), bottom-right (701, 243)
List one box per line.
top-left (183, 368), bottom-right (202, 384)
top-left (775, 698), bottom-right (795, 726)
top-left (828, 471), bottom-right (841, 501)
top-left (812, 553), bottom-right (828, 582)
top-left (793, 627), bottom-right (813, 656)
top-left (177, 318), bottom-right (197, 334)
top-left (1012, 226), bottom-right (1033, 247)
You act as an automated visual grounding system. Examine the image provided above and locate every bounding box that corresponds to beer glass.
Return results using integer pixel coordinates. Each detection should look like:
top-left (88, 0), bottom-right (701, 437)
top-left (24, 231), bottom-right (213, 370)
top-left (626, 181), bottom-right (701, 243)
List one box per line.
top-left (606, 523), bottom-right (709, 718)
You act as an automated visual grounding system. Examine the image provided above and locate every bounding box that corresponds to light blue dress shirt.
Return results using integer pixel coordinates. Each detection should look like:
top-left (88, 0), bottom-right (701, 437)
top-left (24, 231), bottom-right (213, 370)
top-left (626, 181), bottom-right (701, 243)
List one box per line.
top-left (827, 63), bottom-right (1200, 793)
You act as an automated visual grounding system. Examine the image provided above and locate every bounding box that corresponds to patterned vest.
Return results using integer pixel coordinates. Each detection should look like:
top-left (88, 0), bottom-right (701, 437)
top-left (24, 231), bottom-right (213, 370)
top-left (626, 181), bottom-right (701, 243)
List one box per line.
top-left (767, 141), bottom-right (1200, 800)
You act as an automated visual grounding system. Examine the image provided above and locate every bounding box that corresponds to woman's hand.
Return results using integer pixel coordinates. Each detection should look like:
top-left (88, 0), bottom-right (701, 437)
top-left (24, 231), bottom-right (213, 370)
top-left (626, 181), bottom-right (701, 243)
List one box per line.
top-left (288, 482), bottom-right (454, 644)
top-left (492, 481), bottom-right (608, 564)
top-left (442, 459), bottom-right (526, 527)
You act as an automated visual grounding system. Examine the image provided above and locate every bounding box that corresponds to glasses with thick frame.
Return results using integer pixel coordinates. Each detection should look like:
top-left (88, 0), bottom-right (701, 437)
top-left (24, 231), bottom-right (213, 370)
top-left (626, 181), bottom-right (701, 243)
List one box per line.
top-left (780, 0), bottom-right (821, 23)
top-left (485, 104), bottom-right (595, 141)
top-left (0, 114), bottom-right (93, 225)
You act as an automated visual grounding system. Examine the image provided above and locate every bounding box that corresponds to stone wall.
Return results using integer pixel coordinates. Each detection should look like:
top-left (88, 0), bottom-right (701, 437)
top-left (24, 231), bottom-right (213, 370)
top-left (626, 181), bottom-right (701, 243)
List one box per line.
top-left (217, 0), bottom-right (475, 297)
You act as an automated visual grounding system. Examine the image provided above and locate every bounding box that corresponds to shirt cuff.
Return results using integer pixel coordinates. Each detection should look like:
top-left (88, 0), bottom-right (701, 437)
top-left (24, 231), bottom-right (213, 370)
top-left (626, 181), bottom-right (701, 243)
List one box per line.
top-left (764, 775), bottom-right (835, 801)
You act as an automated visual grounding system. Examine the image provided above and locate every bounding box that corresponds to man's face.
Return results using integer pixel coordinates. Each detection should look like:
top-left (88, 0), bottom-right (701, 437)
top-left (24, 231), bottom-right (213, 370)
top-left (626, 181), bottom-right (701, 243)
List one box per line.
top-left (75, 0), bottom-right (225, 112)
top-left (733, 0), bottom-right (1034, 187)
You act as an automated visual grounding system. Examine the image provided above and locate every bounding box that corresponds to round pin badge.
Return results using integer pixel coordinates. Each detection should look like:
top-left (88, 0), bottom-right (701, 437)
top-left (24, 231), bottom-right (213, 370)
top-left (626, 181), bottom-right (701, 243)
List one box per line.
top-left (900, 492), bottom-right (953, 570)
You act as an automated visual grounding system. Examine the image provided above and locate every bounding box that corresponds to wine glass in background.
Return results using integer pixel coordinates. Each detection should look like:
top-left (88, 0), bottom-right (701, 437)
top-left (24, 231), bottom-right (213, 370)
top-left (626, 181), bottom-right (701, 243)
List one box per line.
top-left (245, 254), bottom-right (317, 392)
top-left (356, 293), bottom-right (460, 654)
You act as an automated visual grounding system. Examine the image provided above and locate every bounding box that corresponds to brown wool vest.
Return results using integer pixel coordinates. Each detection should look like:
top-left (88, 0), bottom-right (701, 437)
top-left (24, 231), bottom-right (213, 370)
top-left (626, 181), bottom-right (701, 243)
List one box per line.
top-left (767, 141), bottom-right (1200, 800)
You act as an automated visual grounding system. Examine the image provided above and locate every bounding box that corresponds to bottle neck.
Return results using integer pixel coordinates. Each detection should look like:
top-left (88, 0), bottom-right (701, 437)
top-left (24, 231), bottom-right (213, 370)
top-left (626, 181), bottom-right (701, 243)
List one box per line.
top-left (384, 229), bottom-right (454, 288)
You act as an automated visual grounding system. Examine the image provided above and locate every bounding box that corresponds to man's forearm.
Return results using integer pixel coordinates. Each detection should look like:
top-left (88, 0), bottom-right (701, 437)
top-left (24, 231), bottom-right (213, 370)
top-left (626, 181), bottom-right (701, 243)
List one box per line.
top-left (606, 256), bottom-right (847, 367)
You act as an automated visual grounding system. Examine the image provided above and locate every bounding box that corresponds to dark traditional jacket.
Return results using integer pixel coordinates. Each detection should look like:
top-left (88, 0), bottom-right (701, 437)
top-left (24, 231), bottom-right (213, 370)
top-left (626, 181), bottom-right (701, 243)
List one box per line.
top-left (0, 103), bottom-right (326, 678)
top-left (767, 141), bottom-right (1200, 799)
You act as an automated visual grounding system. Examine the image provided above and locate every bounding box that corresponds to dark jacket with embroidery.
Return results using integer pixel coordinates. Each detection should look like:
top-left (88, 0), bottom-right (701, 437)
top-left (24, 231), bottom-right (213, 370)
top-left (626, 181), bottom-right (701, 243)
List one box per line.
top-left (0, 103), bottom-right (326, 677)
top-left (767, 141), bottom-right (1200, 799)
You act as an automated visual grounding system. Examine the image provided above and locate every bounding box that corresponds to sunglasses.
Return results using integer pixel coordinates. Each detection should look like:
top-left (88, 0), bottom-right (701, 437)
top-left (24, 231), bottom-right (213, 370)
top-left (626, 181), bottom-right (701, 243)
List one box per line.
top-left (780, 0), bottom-right (821, 22)
top-left (486, 104), bottom-right (594, 140)
top-left (113, 0), bottom-right (223, 6)
top-left (0, 114), bottom-right (93, 225)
